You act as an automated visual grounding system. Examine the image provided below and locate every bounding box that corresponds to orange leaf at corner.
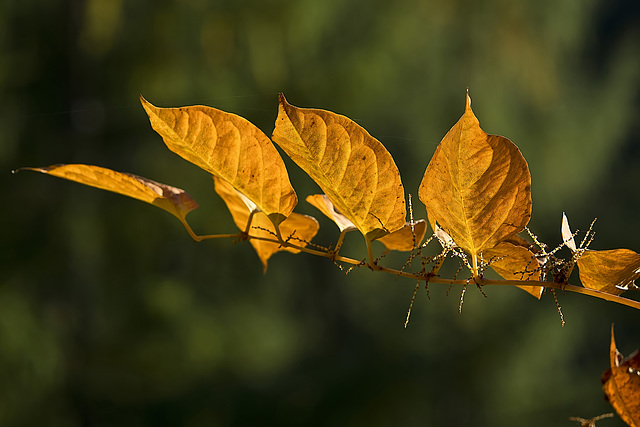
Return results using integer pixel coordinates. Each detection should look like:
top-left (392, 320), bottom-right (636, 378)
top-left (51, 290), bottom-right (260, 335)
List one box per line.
top-left (483, 241), bottom-right (543, 299)
top-left (602, 325), bottom-right (640, 427)
top-left (140, 96), bottom-right (297, 226)
top-left (272, 94), bottom-right (406, 241)
top-left (214, 176), bottom-right (319, 272)
top-left (419, 91), bottom-right (532, 257)
top-left (578, 249), bottom-right (640, 296)
top-left (19, 164), bottom-right (198, 222)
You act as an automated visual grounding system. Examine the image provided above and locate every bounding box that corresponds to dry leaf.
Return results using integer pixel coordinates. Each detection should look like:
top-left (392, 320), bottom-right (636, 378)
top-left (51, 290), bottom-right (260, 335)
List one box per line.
top-left (306, 194), bottom-right (357, 232)
top-left (419, 91), bottom-right (531, 257)
top-left (140, 96), bottom-right (297, 225)
top-left (562, 212), bottom-right (577, 252)
top-left (19, 164), bottom-right (198, 222)
top-left (272, 94), bottom-right (406, 241)
top-left (214, 176), bottom-right (318, 272)
top-left (484, 241), bottom-right (544, 299)
top-left (602, 325), bottom-right (640, 426)
top-left (578, 249), bottom-right (640, 295)
top-left (376, 220), bottom-right (427, 252)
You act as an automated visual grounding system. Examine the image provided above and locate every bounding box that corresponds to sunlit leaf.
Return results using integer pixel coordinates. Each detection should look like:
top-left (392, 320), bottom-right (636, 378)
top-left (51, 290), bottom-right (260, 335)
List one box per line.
top-left (18, 164), bottom-right (198, 222)
top-left (484, 241), bottom-right (544, 299)
top-left (377, 220), bottom-right (427, 252)
top-left (602, 325), bottom-right (640, 426)
top-left (578, 249), bottom-right (640, 295)
top-left (140, 96), bottom-right (297, 225)
top-left (419, 91), bottom-right (532, 257)
top-left (272, 94), bottom-right (406, 241)
top-left (214, 176), bottom-right (318, 272)
top-left (306, 194), bottom-right (357, 232)
top-left (562, 212), bottom-right (577, 252)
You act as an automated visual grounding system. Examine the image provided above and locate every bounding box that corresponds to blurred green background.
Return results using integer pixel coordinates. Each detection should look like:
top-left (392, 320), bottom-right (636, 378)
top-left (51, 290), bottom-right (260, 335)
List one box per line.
top-left (3, 0), bottom-right (640, 425)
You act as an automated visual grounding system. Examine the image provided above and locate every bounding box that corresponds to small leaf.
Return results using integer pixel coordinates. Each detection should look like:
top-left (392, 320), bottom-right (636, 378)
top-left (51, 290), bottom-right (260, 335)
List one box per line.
top-left (377, 220), bottom-right (427, 252)
top-left (562, 212), bottom-right (577, 252)
top-left (419, 91), bottom-right (532, 257)
top-left (484, 241), bottom-right (544, 299)
top-left (272, 94), bottom-right (406, 241)
top-left (602, 325), bottom-right (640, 426)
top-left (578, 249), bottom-right (640, 295)
top-left (306, 194), bottom-right (357, 232)
top-left (140, 96), bottom-right (297, 225)
top-left (434, 223), bottom-right (458, 248)
top-left (19, 164), bottom-right (198, 222)
top-left (214, 176), bottom-right (318, 272)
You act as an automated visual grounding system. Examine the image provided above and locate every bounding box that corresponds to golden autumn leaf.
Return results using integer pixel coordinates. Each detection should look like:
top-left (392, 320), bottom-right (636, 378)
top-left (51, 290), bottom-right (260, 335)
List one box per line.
top-left (483, 241), bottom-right (544, 299)
top-left (419, 92), bottom-right (531, 258)
top-left (140, 96), bottom-right (297, 226)
top-left (271, 94), bottom-right (406, 241)
top-left (18, 164), bottom-right (198, 223)
top-left (213, 176), bottom-right (318, 272)
top-left (377, 220), bottom-right (427, 252)
top-left (306, 194), bottom-right (357, 232)
top-left (578, 249), bottom-right (640, 295)
top-left (602, 325), bottom-right (640, 426)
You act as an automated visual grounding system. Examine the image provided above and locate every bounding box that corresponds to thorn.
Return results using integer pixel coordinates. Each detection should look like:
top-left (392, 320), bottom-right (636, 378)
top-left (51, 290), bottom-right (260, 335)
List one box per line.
top-left (458, 284), bottom-right (467, 314)
top-left (404, 281), bottom-right (420, 328)
top-left (550, 289), bottom-right (565, 327)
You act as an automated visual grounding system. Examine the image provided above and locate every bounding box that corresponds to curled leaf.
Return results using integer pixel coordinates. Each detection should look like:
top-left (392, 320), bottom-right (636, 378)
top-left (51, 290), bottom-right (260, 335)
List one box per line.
top-left (18, 164), bottom-right (198, 222)
top-left (483, 241), bottom-right (544, 299)
top-left (419, 91), bottom-right (532, 257)
top-left (562, 212), bottom-right (577, 252)
top-left (214, 176), bottom-right (318, 272)
top-left (140, 96), bottom-right (297, 225)
top-left (602, 325), bottom-right (640, 426)
top-left (578, 249), bottom-right (640, 295)
top-left (376, 220), bottom-right (427, 252)
top-left (306, 194), bottom-right (357, 232)
top-left (272, 94), bottom-right (406, 241)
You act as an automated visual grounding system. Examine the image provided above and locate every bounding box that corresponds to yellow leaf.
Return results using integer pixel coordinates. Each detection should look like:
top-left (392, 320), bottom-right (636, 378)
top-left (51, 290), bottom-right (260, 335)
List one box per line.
top-left (419, 91), bottom-right (532, 257)
top-left (602, 325), bottom-right (640, 426)
top-left (140, 96), bottom-right (297, 226)
top-left (19, 164), bottom-right (198, 222)
top-left (578, 249), bottom-right (640, 295)
top-left (377, 220), bottom-right (427, 252)
top-left (214, 176), bottom-right (318, 272)
top-left (484, 241), bottom-right (543, 299)
top-left (306, 194), bottom-right (357, 232)
top-left (272, 94), bottom-right (406, 241)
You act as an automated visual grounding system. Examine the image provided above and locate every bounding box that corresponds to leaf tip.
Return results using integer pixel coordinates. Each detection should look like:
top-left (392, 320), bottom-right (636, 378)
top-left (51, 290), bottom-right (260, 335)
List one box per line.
top-left (465, 88), bottom-right (472, 112)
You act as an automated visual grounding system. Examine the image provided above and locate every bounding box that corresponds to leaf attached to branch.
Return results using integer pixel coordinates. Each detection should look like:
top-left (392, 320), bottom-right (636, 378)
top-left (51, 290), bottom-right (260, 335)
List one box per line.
top-left (18, 164), bottom-right (198, 224)
top-left (140, 96), bottom-right (297, 226)
top-left (419, 91), bottom-right (531, 257)
top-left (272, 94), bottom-right (406, 241)
top-left (214, 176), bottom-right (318, 272)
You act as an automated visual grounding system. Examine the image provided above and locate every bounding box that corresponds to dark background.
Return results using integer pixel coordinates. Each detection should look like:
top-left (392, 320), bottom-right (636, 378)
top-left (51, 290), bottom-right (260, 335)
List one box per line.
top-left (3, 0), bottom-right (640, 426)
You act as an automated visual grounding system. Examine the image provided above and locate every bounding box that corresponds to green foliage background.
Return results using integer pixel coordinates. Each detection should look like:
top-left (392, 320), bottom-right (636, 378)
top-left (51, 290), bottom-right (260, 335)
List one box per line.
top-left (2, 0), bottom-right (640, 425)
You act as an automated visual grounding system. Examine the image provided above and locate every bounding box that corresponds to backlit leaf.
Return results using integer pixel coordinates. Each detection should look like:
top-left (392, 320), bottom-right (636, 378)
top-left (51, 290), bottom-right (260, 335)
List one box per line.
top-left (214, 176), bottom-right (318, 272)
top-left (419, 92), bottom-right (532, 257)
top-left (484, 241), bottom-right (544, 299)
top-left (140, 96), bottom-right (297, 225)
top-left (19, 164), bottom-right (198, 222)
top-left (377, 220), bottom-right (427, 252)
top-left (562, 212), bottom-right (577, 252)
top-left (306, 194), bottom-right (357, 232)
top-left (272, 94), bottom-right (406, 241)
top-left (602, 325), bottom-right (640, 426)
top-left (578, 249), bottom-right (640, 295)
